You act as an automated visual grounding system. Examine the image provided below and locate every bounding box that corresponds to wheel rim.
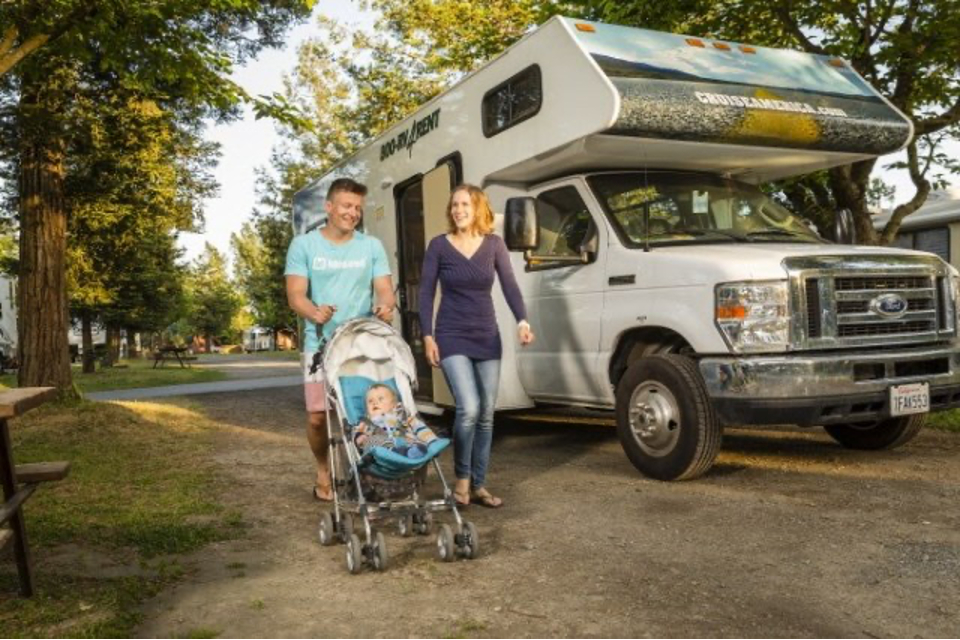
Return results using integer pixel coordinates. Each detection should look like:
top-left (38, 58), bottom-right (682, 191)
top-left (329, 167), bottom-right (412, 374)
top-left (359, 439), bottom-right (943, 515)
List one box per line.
top-left (346, 542), bottom-right (356, 572)
top-left (374, 533), bottom-right (387, 571)
top-left (627, 381), bottom-right (681, 457)
top-left (319, 517), bottom-right (330, 545)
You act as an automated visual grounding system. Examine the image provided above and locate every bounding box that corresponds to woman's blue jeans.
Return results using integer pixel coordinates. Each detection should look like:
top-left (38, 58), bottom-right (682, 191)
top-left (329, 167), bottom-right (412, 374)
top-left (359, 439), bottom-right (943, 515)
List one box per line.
top-left (439, 355), bottom-right (501, 488)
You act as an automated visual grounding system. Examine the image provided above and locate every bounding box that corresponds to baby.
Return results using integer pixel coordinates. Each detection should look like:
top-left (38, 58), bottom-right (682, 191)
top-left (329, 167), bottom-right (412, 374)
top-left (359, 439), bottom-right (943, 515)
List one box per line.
top-left (355, 384), bottom-right (438, 459)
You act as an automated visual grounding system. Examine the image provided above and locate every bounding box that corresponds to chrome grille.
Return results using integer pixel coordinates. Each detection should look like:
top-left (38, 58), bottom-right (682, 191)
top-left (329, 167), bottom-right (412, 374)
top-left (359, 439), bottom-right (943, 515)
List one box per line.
top-left (785, 254), bottom-right (955, 350)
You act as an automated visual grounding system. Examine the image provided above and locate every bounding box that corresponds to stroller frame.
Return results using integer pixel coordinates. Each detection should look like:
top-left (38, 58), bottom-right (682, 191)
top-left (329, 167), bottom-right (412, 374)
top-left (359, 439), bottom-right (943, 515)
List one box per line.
top-left (314, 318), bottom-right (479, 573)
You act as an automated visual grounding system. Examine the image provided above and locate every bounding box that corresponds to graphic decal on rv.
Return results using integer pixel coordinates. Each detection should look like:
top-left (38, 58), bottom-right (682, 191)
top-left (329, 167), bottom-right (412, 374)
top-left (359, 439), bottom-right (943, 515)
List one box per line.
top-left (607, 77), bottom-right (910, 155)
top-left (569, 19), bottom-right (911, 154)
top-left (380, 108), bottom-right (441, 161)
top-left (694, 92), bottom-right (849, 118)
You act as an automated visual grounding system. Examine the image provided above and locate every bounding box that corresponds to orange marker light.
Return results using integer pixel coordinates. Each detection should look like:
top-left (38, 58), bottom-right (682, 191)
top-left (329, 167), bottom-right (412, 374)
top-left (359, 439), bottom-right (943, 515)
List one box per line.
top-left (739, 45), bottom-right (757, 54)
top-left (575, 23), bottom-right (596, 32)
top-left (828, 58), bottom-right (846, 67)
top-left (713, 42), bottom-right (732, 51)
top-left (717, 306), bottom-right (747, 320)
top-left (685, 38), bottom-right (706, 48)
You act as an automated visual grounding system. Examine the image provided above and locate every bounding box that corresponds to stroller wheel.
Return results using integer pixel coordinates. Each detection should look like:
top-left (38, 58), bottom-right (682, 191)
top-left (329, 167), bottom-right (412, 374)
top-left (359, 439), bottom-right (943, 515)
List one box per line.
top-left (346, 534), bottom-right (363, 574)
top-left (318, 511), bottom-right (336, 546)
top-left (338, 514), bottom-right (354, 544)
top-left (461, 521), bottom-right (480, 560)
top-left (398, 515), bottom-right (414, 537)
top-left (416, 512), bottom-right (434, 536)
top-left (436, 524), bottom-right (456, 562)
top-left (372, 532), bottom-right (389, 571)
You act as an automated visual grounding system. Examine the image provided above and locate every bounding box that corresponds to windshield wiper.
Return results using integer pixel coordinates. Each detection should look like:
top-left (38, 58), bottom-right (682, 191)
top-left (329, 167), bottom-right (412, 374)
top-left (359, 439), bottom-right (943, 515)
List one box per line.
top-left (743, 229), bottom-right (814, 241)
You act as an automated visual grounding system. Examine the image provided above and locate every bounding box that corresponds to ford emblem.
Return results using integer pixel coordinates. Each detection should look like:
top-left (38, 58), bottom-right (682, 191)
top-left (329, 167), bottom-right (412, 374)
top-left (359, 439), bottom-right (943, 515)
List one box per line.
top-left (870, 293), bottom-right (908, 318)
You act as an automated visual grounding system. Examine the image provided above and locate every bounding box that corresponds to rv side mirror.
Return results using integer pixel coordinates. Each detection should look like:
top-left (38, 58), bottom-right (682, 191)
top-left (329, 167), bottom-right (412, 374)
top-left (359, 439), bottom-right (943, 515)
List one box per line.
top-left (832, 208), bottom-right (857, 245)
top-left (505, 197), bottom-right (539, 251)
top-left (581, 221), bottom-right (599, 256)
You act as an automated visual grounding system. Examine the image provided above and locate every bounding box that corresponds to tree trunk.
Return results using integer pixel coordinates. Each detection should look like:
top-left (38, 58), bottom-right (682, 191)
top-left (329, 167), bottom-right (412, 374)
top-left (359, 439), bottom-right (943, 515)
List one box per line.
top-left (103, 326), bottom-right (120, 367)
top-left (127, 329), bottom-right (142, 359)
top-left (205, 333), bottom-right (213, 354)
top-left (829, 159), bottom-right (878, 245)
top-left (16, 65), bottom-right (72, 392)
top-left (81, 312), bottom-right (95, 374)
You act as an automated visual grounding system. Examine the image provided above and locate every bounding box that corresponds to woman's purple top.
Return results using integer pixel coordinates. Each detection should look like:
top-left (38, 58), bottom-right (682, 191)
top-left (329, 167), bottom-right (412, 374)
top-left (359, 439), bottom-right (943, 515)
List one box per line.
top-left (419, 234), bottom-right (527, 361)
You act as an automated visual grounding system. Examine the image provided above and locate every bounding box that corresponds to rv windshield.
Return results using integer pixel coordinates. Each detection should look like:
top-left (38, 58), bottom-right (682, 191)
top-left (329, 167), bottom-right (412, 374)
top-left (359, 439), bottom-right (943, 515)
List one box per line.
top-left (588, 172), bottom-right (823, 247)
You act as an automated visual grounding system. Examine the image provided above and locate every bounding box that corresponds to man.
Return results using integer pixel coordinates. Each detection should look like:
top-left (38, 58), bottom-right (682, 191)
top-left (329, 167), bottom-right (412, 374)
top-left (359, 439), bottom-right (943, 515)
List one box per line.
top-left (285, 178), bottom-right (395, 501)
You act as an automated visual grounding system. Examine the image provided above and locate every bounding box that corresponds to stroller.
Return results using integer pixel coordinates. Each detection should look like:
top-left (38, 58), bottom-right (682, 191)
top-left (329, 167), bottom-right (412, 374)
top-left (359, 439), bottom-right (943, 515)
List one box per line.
top-left (316, 317), bottom-right (479, 573)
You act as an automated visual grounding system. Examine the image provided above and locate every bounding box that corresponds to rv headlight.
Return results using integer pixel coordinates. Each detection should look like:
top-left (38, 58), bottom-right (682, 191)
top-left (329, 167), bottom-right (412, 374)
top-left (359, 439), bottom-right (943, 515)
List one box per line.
top-left (715, 281), bottom-right (790, 353)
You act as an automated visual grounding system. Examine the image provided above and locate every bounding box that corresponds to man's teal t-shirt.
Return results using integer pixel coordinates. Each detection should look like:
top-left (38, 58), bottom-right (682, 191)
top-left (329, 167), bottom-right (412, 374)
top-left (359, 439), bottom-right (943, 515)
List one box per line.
top-left (284, 230), bottom-right (391, 352)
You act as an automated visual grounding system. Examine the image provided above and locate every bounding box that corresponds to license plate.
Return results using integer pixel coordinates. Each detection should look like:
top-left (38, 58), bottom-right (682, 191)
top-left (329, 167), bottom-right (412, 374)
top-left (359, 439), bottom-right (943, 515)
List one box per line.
top-left (890, 382), bottom-right (930, 417)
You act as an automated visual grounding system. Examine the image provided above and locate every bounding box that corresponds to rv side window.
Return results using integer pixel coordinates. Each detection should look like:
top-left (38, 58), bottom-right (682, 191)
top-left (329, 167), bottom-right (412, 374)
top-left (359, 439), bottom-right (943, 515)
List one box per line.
top-left (535, 187), bottom-right (593, 259)
top-left (482, 65), bottom-right (542, 138)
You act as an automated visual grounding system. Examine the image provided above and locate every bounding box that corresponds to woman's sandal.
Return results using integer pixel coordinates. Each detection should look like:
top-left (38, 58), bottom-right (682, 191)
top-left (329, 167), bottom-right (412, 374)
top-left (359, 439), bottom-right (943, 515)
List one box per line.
top-left (312, 485), bottom-right (333, 503)
top-left (453, 489), bottom-right (471, 508)
top-left (471, 489), bottom-right (503, 509)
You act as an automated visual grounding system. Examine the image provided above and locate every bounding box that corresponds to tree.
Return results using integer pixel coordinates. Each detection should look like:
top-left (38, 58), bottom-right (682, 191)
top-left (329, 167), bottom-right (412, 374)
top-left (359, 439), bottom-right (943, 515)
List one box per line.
top-left (0, 2), bottom-right (99, 76)
top-left (63, 90), bottom-right (215, 370)
top-left (230, 211), bottom-right (297, 345)
top-left (574, 0), bottom-right (960, 244)
top-left (3, 0), bottom-right (313, 392)
top-left (185, 244), bottom-right (242, 353)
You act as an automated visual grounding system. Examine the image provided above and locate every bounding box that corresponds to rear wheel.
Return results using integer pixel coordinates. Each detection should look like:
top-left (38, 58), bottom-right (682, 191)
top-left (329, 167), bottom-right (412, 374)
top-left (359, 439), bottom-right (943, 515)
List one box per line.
top-left (461, 521), bottom-right (479, 560)
top-left (824, 414), bottom-right (925, 450)
top-left (372, 532), bottom-right (389, 572)
top-left (436, 524), bottom-right (455, 562)
top-left (318, 512), bottom-right (335, 546)
top-left (615, 354), bottom-right (721, 481)
top-left (346, 534), bottom-right (363, 574)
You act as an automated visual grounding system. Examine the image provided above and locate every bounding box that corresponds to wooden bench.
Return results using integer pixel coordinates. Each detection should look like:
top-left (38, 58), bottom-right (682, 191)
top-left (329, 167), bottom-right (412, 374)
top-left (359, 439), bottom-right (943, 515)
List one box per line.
top-left (0, 388), bottom-right (71, 597)
top-left (152, 347), bottom-right (196, 369)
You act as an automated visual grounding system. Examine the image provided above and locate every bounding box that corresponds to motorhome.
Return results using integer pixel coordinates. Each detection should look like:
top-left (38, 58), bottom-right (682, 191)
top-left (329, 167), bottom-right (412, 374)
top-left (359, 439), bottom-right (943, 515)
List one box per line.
top-left (293, 17), bottom-right (960, 480)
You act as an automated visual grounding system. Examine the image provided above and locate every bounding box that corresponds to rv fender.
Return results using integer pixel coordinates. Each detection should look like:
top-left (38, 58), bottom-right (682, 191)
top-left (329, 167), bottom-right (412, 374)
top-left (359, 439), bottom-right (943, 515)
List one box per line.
top-left (608, 326), bottom-right (693, 388)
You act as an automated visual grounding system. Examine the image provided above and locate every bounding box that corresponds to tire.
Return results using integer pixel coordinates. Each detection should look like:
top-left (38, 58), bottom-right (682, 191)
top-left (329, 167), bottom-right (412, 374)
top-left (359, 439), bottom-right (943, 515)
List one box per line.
top-left (615, 354), bottom-right (722, 481)
top-left (436, 524), bottom-right (455, 562)
top-left (318, 512), bottom-right (335, 546)
top-left (372, 532), bottom-right (389, 572)
top-left (824, 414), bottom-right (926, 450)
top-left (461, 521), bottom-right (479, 560)
top-left (338, 514), bottom-right (354, 544)
top-left (416, 512), bottom-right (434, 536)
top-left (398, 515), bottom-right (414, 537)
top-left (346, 533), bottom-right (363, 574)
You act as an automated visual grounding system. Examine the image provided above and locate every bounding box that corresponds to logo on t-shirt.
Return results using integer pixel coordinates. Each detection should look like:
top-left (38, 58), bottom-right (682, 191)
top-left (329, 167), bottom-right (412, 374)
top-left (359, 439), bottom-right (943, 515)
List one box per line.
top-left (312, 256), bottom-right (366, 271)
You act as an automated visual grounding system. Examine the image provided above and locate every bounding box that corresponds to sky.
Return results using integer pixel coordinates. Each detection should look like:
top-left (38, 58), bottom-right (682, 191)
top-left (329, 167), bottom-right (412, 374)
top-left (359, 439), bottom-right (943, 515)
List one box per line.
top-left (180, 3), bottom-right (958, 265)
top-left (178, 0), bottom-right (373, 264)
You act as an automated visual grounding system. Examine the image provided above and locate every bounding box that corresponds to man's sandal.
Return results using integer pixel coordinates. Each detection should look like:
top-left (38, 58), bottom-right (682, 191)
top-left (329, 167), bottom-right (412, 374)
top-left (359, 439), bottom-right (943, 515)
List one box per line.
top-left (312, 485), bottom-right (333, 502)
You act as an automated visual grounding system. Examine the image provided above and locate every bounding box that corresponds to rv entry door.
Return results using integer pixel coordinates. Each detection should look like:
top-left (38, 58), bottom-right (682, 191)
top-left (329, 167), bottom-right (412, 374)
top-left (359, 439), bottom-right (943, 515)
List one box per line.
top-left (395, 162), bottom-right (455, 405)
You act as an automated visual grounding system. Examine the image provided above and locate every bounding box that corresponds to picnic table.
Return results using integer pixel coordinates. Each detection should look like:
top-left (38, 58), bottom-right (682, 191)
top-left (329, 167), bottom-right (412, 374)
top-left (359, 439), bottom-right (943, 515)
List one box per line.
top-left (0, 387), bottom-right (71, 597)
top-left (152, 345), bottom-right (197, 369)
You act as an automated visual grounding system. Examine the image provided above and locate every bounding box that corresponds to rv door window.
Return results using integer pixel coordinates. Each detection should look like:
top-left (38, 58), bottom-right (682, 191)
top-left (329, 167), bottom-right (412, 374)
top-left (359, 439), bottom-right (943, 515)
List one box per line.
top-left (482, 65), bottom-right (542, 137)
top-left (534, 186), bottom-right (595, 259)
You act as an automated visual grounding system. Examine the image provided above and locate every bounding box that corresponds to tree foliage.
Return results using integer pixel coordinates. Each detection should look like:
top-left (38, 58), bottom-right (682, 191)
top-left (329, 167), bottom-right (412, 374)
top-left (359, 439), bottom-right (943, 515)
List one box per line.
top-left (185, 244), bottom-right (242, 348)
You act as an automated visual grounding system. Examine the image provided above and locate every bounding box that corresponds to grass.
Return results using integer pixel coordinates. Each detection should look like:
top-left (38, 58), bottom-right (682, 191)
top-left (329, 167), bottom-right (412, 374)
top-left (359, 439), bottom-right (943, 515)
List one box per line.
top-left (0, 358), bottom-right (227, 394)
top-left (0, 398), bottom-right (245, 637)
top-left (927, 409), bottom-right (960, 433)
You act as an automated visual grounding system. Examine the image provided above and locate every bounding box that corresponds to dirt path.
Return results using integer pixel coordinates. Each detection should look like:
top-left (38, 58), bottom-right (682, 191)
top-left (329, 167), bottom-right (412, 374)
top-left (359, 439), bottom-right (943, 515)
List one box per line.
top-left (135, 387), bottom-right (960, 638)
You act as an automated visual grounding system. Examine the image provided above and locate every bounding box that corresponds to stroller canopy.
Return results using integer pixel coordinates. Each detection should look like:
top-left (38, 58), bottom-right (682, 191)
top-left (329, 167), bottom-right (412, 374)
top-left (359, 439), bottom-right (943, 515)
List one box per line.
top-left (322, 318), bottom-right (419, 422)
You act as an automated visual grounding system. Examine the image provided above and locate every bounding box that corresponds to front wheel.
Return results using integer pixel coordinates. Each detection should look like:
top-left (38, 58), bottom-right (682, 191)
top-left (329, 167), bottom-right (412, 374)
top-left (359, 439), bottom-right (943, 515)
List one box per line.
top-left (824, 414), bottom-right (925, 450)
top-left (615, 354), bottom-right (722, 481)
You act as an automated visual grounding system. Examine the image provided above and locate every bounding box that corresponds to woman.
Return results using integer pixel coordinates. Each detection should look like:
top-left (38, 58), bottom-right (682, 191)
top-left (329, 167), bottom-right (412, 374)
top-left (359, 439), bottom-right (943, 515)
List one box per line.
top-left (419, 184), bottom-right (534, 508)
